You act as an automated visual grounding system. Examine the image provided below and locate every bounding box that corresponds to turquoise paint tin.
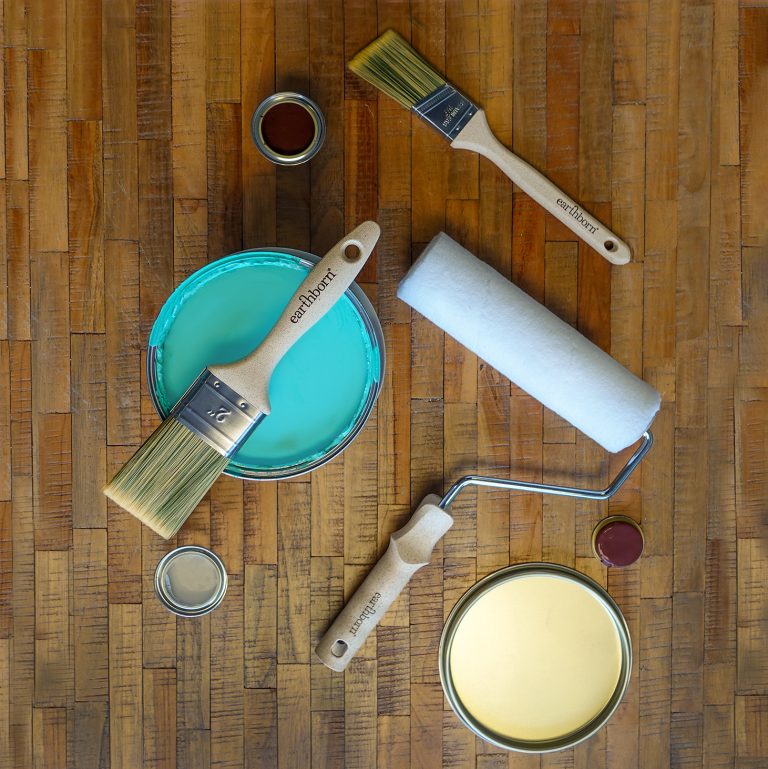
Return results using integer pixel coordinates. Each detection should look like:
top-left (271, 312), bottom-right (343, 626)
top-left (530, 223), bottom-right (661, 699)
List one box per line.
top-left (147, 248), bottom-right (384, 480)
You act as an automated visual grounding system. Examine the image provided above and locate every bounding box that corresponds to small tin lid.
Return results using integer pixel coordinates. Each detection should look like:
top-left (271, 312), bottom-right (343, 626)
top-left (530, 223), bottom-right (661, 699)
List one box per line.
top-left (251, 92), bottom-right (326, 166)
top-left (154, 546), bottom-right (228, 617)
top-left (592, 516), bottom-right (644, 567)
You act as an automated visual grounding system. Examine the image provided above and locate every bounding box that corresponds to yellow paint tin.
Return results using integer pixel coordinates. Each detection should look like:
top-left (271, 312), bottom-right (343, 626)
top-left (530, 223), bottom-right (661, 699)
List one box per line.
top-left (439, 563), bottom-right (631, 753)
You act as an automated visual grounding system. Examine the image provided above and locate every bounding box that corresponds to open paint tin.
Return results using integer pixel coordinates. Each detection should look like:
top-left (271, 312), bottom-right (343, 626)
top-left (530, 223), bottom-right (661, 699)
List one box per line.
top-left (147, 248), bottom-right (384, 480)
top-left (439, 563), bottom-right (631, 753)
top-left (251, 92), bottom-right (326, 165)
top-left (592, 515), bottom-right (644, 567)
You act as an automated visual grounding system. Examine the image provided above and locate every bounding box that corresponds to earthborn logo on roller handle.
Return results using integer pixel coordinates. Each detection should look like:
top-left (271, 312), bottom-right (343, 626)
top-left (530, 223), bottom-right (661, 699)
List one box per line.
top-left (289, 267), bottom-right (338, 323)
top-left (348, 592), bottom-right (382, 637)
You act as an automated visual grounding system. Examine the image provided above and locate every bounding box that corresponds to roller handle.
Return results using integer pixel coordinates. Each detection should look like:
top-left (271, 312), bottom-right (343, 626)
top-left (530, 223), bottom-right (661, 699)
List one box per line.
top-left (452, 110), bottom-right (631, 265)
top-left (315, 495), bottom-right (453, 672)
top-left (210, 221), bottom-right (381, 413)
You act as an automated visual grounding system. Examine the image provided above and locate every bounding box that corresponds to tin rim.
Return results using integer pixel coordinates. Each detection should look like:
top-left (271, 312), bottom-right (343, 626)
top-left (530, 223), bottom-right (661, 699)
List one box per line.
top-left (146, 247), bottom-right (385, 481)
top-left (251, 92), bottom-right (326, 165)
top-left (154, 546), bottom-right (228, 618)
top-left (439, 562), bottom-right (632, 753)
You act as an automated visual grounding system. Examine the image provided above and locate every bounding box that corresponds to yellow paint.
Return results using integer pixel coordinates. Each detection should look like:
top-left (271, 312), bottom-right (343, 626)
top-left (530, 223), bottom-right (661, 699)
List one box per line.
top-left (448, 574), bottom-right (622, 741)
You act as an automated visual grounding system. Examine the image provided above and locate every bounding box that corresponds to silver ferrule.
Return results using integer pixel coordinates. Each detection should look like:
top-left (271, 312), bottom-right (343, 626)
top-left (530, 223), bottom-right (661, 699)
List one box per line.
top-left (173, 369), bottom-right (266, 457)
top-left (413, 84), bottom-right (478, 141)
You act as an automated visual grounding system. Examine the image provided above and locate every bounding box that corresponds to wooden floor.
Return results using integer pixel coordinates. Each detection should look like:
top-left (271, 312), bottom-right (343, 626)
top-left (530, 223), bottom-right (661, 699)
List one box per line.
top-left (1, 0), bottom-right (766, 767)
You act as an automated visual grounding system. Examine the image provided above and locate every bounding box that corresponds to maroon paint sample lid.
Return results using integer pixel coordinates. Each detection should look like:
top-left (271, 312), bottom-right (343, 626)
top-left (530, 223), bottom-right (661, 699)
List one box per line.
top-left (591, 516), bottom-right (644, 567)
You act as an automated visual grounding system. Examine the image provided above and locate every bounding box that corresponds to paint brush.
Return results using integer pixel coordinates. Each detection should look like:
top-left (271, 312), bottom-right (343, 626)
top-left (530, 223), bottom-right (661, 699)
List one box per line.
top-left (105, 221), bottom-right (380, 539)
top-left (349, 30), bottom-right (630, 265)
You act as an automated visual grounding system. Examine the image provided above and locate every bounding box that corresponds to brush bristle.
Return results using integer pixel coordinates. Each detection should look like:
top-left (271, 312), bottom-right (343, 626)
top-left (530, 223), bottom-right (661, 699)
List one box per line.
top-left (104, 417), bottom-right (230, 540)
top-left (349, 29), bottom-right (445, 109)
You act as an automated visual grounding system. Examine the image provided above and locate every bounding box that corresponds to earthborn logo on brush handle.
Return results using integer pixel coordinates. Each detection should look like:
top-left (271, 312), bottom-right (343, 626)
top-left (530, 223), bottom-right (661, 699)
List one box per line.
top-left (348, 592), bottom-right (382, 637)
top-left (557, 198), bottom-right (599, 235)
top-left (289, 268), bottom-right (338, 323)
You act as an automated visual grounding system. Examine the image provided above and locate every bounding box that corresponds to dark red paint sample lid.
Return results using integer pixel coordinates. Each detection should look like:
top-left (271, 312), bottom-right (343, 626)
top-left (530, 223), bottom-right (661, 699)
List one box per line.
top-left (591, 516), bottom-right (644, 567)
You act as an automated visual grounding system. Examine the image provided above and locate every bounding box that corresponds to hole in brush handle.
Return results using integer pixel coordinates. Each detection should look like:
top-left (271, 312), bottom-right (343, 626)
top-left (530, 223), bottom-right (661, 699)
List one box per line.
top-left (331, 639), bottom-right (348, 658)
top-left (343, 241), bottom-right (363, 262)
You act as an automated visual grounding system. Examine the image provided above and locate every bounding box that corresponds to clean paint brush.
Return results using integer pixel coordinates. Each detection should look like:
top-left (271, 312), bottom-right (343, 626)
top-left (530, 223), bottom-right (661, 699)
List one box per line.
top-left (105, 221), bottom-right (381, 539)
top-left (349, 30), bottom-right (630, 265)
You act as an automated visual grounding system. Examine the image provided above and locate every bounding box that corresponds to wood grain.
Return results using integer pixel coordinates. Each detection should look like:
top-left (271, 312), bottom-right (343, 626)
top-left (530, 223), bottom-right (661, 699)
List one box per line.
top-left (105, 240), bottom-right (141, 447)
top-left (5, 46), bottom-right (29, 184)
top-left (138, 135), bottom-right (173, 338)
top-left (309, 556), bottom-right (343, 711)
top-left (109, 603), bottom-right (143, 769)
top-left (277, 664), bottom-right (311, 769)
top-left (0, 502), bottom-right (10, 638)
top-left (211, 575), bottom-right (245, 767)
top-left (241, 0), bottom-right (276, 248)
top-left (72, 700), bottom-right (110, 769)
top-left (73, 528), bottom-right (109, 701)
top-left (28, 46), bottom-right (68, 255)
top-left (67, 0), bottom-right (102, 120)
top-left (32, 412), bottom-right (72, 549)
top-left (67, 120), bottom-right (105, 334)
top-left (106, 446), bottom-right (143, 605)
top-left (245, 688), bottom-right (277, 769)
top-left (34, 550), bottom-right (72, 707)
top-left (71, 334), bottom-right (107, 528)
top-left (171, 0), bottom-right (206, 200)
top-left (245, 563), bottom-right (277, 689)
top-left (143, 667), bottom-right (176, 769)
top-left (346, 658), bottom-right (378, 769)
top-left (740, 7), bottom-right (768, 248)
top-left (277, 481), bottom-right (311, 664)
top-left (6, 180), bottom-right (31, 341)
top-left (30, 252), bottom-right (70, 415)
top-left (177, 608), bottom-right (210, 730)
top-left (102, 0), bottom-right (138, 242)
top-left (141, 530), bottom-right (176, 669)
top-left (2, 4), bottom-right (763, 767)
top-left (32, 707), bottom-right (66, 769)
top-left (309, 0), bottom-right (344, 256)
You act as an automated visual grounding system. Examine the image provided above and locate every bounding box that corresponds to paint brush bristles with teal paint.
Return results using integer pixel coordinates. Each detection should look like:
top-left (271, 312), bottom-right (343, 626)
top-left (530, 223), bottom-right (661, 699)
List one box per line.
top-left (349, 30), bottom-right (631, 266)
top-left (105, 222), bottom-right (380, 540)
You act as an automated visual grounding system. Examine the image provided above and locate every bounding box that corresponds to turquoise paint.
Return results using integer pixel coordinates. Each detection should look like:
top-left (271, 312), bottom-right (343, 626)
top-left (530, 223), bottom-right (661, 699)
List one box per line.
top-left (149, 251), bottom-right (380, 475)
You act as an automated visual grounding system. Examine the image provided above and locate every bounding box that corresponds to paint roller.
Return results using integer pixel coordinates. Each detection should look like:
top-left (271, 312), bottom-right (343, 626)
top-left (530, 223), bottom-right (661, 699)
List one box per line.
top-left (315, 233), bottom-right (660, 671)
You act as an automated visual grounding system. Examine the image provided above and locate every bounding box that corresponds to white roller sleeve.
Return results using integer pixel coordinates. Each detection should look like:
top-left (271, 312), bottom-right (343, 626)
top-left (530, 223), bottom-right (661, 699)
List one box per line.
top-left (397, 233), bottom-right (660, 453)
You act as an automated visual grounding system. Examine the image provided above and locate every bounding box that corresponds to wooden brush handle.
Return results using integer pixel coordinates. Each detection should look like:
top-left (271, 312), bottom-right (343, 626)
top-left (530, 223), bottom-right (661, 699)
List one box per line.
top-left (315, 495), bottom-right (453, 672)
top-left (210, 221), bottom-right (380, 413)
top-left (452, 110), bottom-right (631, 265)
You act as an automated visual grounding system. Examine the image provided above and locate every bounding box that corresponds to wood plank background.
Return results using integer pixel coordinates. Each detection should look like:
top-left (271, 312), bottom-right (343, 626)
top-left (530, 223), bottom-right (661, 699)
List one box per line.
top-left (0, 0), bottom-right (766, 767)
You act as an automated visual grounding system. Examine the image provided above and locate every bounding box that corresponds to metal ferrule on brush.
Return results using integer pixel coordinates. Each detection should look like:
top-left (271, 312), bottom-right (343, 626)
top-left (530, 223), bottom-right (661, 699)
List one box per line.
top-left (172, 370), bottom-right (266, 457)
top-left (413, 84), bottom-right (478, 141)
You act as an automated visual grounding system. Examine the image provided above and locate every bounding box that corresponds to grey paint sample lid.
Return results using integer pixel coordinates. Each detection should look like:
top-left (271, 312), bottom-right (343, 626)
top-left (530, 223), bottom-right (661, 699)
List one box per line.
top-left (154, 546), bottom-right (228, 617)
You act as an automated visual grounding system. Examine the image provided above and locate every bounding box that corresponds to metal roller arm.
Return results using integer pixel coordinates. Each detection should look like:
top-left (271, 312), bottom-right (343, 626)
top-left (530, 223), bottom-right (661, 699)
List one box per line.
top-left (439, 431), bottom-right (653, 510)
